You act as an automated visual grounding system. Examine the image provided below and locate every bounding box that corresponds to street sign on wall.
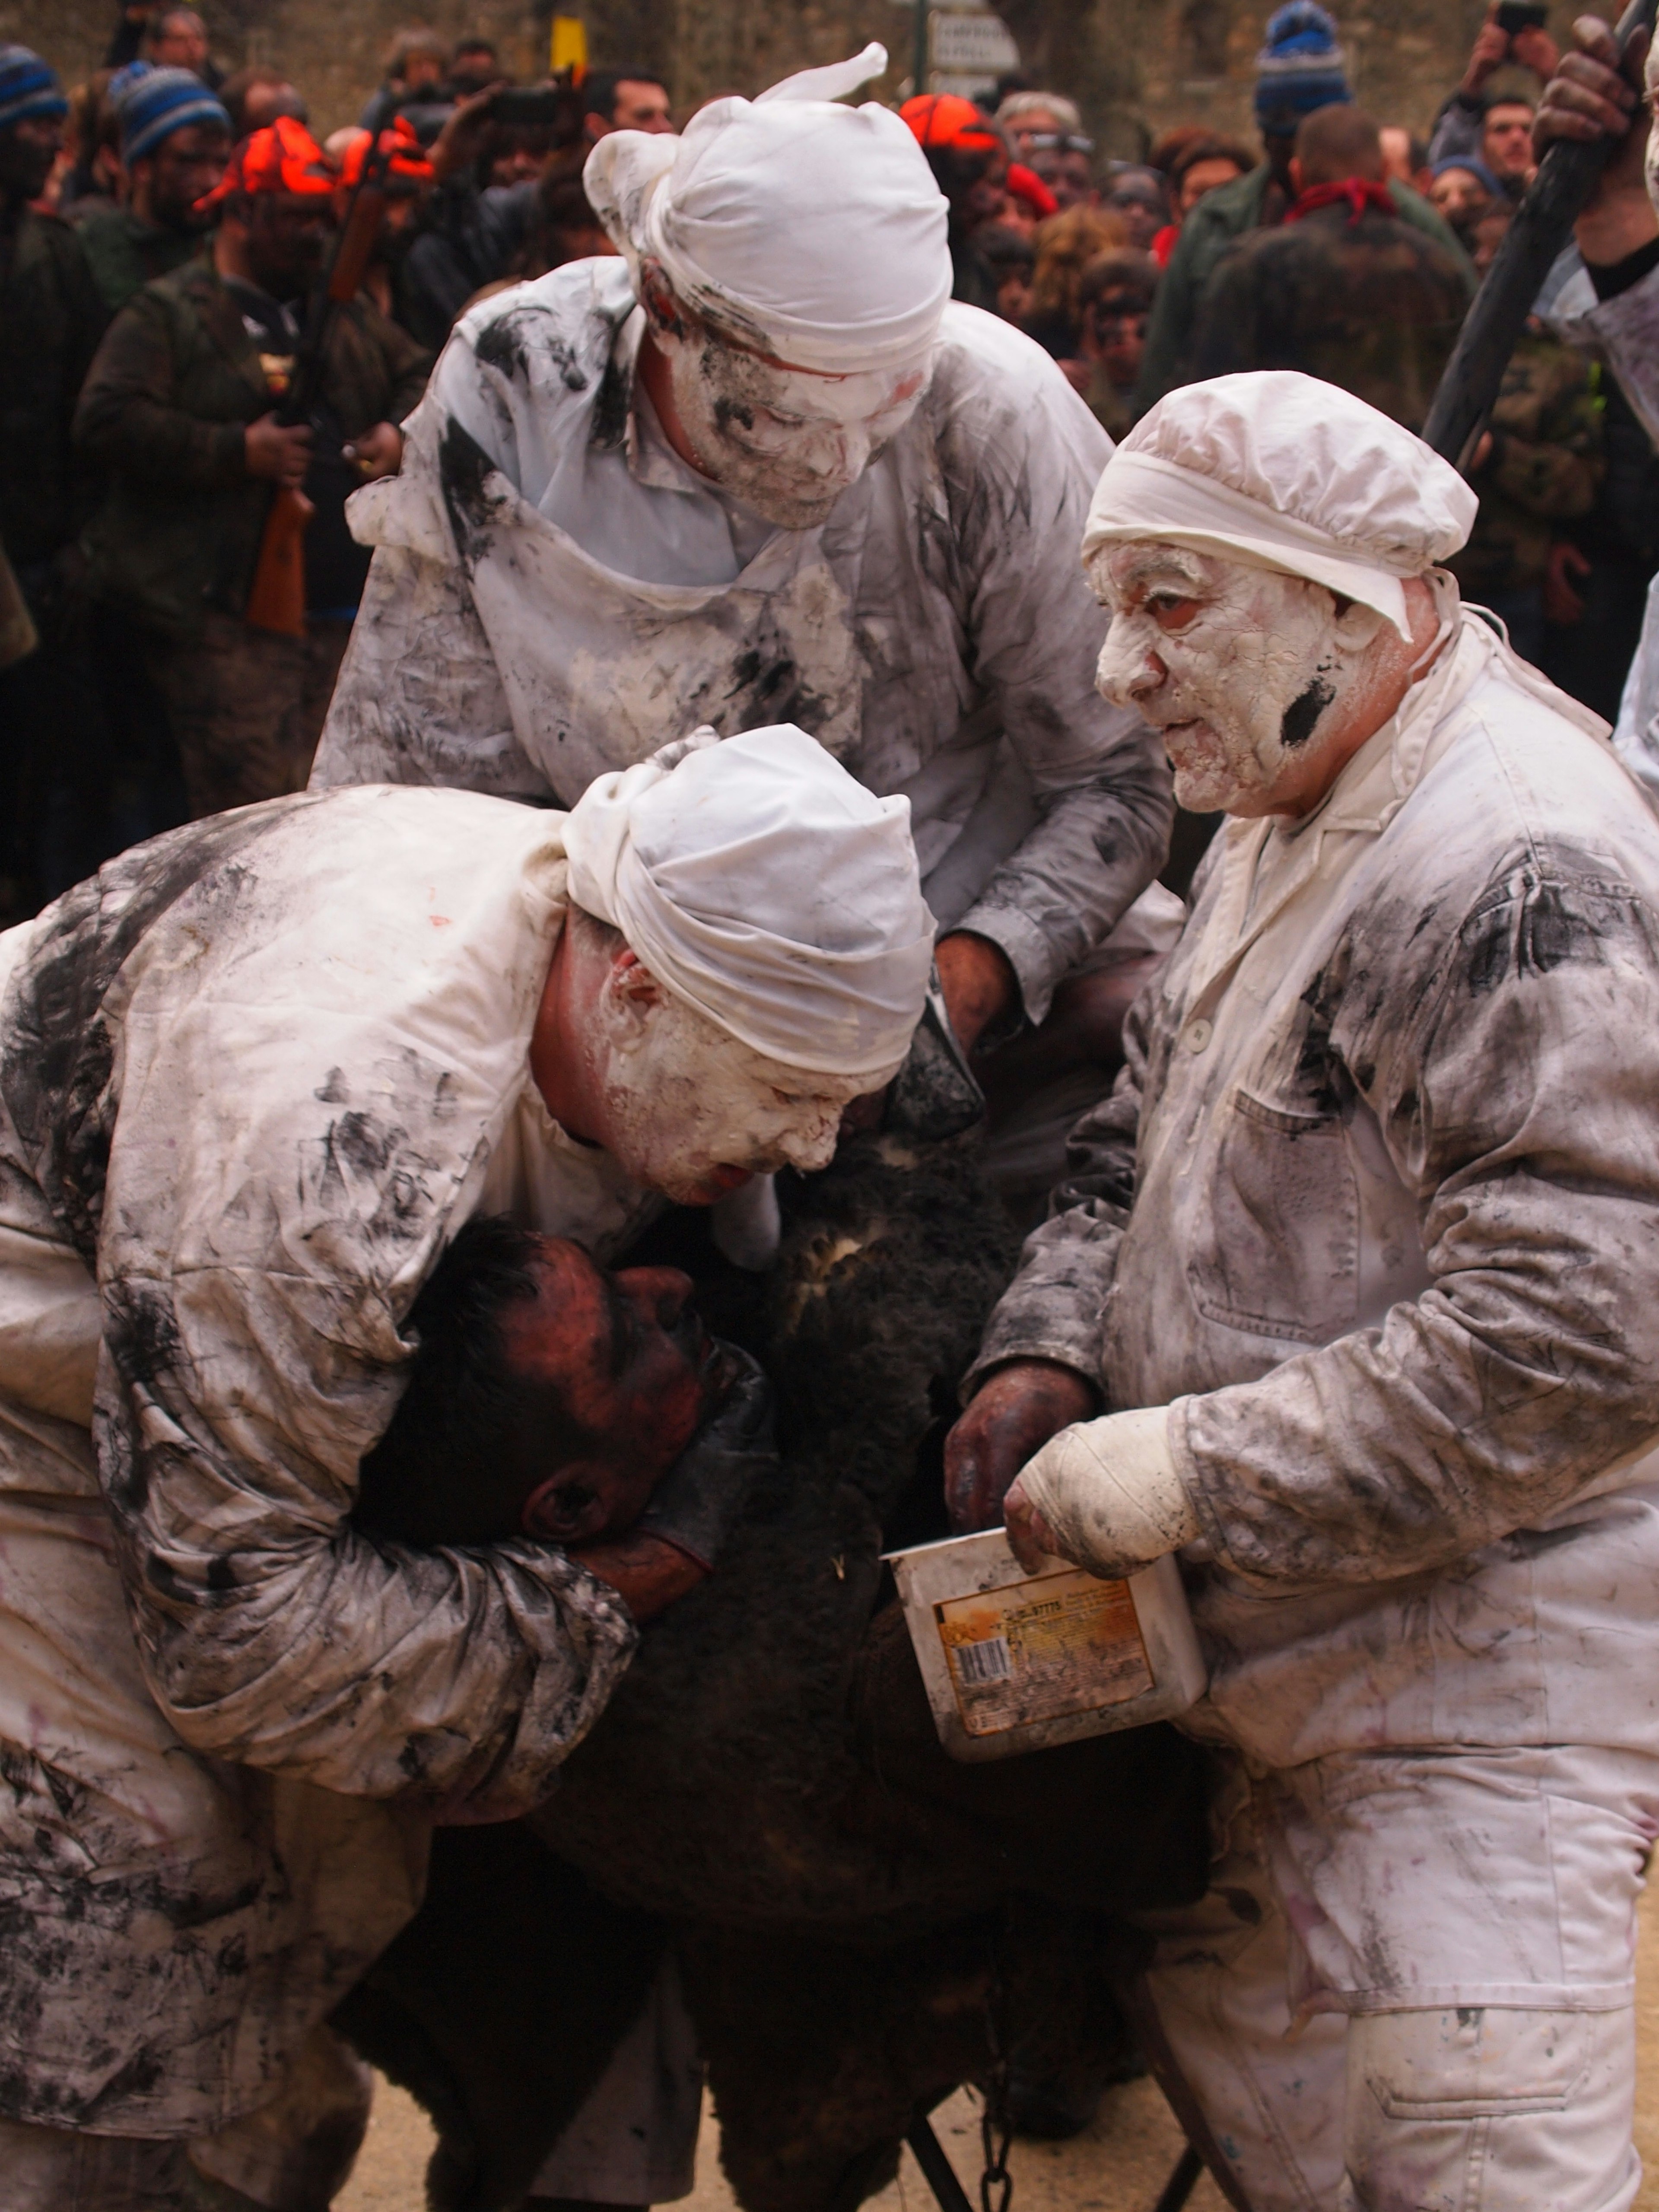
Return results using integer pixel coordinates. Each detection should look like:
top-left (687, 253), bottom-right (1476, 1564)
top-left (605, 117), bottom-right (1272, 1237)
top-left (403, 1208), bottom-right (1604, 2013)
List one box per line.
top-left (896, 0), bottom-right (1021, 102)
top-left (930, 8), bottom-right (1020, 79)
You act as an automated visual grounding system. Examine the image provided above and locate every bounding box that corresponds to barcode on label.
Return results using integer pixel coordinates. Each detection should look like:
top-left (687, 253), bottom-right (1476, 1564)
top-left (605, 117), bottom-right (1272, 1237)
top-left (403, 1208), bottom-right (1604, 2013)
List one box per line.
top-left (952, 1634), bottom-right (1013, 1686)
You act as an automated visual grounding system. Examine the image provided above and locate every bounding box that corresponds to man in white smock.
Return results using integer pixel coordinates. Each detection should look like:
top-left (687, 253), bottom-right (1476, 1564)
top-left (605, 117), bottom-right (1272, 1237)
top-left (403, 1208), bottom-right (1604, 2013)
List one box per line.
top-left (945, 374), bottom-right (1659, 2209)
top-left (0, 728), bottom-right (934, 2210)
top-left (308, 44), bottom-right (1175, 1079)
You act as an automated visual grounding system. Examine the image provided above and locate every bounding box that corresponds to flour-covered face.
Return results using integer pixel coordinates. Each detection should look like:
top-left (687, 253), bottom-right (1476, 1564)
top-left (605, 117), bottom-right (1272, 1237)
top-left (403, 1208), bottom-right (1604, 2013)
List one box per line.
top-left (589, 977), bottom-right (885, 1205)
top-left (1092, 543), bottom-right (1389, 817)
top-left (1646, 46), bottom-right (1659, 221)
top-left (655, 308), bottom-right (932, 531)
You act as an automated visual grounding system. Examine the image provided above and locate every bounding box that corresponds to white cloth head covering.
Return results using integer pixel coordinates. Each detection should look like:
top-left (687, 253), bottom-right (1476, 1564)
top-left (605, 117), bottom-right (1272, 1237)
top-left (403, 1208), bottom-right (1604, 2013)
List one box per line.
top-left (563, 725), bottom-right (936, 1079)
top-left (1082, 371), bottom-right (1478, 639)
top-left (585, 44), bottom-right (950, 374)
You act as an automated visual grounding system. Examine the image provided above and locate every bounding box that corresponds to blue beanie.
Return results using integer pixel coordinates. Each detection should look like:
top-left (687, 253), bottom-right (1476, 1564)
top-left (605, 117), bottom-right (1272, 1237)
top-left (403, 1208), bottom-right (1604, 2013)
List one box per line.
top-left (1255, 3), bottom-right (1352, 136)
top-left (112, 61), bottom-right (230, 164)
top-left (0, 44), bottom-right (67, 132)
top-left (1430, 154), bottom-right (1503, 198)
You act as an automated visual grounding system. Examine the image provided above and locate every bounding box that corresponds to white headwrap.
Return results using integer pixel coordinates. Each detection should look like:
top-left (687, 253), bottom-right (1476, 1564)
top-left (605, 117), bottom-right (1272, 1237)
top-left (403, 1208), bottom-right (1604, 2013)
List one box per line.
top-left (1082, 371), bottom-right (1478, 639)
top-left (584, 44), bottom-right (950, 374)
top-left (562, 725), bottom-right (936, 1080)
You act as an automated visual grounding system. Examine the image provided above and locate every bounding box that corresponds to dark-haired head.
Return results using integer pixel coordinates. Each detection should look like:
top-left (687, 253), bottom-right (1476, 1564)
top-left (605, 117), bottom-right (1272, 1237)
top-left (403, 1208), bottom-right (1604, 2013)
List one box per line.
top-left (357, 1217), bottom-right (722, 1548)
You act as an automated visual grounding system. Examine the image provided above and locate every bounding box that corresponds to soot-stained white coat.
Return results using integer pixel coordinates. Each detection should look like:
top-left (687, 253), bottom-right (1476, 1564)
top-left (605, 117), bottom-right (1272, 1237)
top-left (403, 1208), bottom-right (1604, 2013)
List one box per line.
top-left (308, 261), bottom-right (1173, 1027)
top-left (974, 605), bottom-right (1659, 2002)
top-left (0, 787), bottom-right (658, 2135)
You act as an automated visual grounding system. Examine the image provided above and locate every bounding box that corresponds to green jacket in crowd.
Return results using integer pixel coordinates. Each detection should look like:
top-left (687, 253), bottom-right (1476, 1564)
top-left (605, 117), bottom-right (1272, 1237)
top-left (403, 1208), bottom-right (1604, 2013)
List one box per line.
top-left (73, 202), bottom-right (203, 312)
top-left (1136, 162), bottom-right (1476, 414)
top-left (73, 254), bottom-right (431, 641)
top-left (0, 208), bottom-right (108, 575)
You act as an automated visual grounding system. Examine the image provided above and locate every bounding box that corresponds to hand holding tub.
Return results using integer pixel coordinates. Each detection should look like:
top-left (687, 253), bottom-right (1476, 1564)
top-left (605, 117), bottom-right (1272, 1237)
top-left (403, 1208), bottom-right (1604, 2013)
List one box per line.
top-left (1004, 1403), bottom-right (1200, 1577)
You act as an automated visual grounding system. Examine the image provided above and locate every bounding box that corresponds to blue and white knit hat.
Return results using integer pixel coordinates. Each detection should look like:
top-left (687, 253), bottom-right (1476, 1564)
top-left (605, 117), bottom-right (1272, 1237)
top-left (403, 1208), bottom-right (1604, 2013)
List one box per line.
top-left (0, 44), bottom-right (68, 132)
top-left (111, 61), bottom-right (230, 163)
top-left (1254, 3), bottom-right (1352, 135)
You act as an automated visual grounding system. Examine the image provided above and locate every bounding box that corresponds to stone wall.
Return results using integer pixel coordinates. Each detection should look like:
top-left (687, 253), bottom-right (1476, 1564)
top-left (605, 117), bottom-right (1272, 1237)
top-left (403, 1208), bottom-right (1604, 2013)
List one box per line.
top-left (0, 0), bottom-right (1617, 152)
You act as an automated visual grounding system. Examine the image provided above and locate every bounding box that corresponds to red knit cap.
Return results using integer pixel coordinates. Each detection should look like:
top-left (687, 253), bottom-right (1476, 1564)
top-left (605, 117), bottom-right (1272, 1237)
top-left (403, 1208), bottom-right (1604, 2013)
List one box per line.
top-left (196, 114), bottom-right (335, 210)
top-left (899, 93), bottom-right (1002, 155)
top-left (1005, 162), bottom-right (1058, 218)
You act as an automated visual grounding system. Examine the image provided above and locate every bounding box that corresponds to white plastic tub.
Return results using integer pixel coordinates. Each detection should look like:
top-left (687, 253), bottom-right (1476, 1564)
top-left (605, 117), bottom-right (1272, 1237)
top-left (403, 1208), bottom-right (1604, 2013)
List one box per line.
top-left (886, 1527), bottom-right (1207, 1762)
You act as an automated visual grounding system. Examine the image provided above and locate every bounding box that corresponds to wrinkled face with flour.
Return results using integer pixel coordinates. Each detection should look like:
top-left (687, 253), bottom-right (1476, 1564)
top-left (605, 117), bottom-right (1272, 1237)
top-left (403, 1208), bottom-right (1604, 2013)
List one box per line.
top-left (1091, 543), bottom-right (1394, 817)
top-left (584, 955), bottom-right (885, 1206)
top-left (644, 272), bottom-right (933, 530)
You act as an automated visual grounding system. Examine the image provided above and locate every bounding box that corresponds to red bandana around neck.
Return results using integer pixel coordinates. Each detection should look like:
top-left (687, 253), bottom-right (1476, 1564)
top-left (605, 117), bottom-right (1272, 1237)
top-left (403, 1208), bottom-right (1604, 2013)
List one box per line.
top-left (1287, 176), bottom-right (1397, 226)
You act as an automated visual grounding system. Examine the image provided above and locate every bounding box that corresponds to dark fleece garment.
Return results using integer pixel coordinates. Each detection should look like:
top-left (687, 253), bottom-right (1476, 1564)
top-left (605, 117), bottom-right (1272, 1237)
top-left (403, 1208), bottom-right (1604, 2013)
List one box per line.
top-left (1190, 201), bottom-right (1471, 432)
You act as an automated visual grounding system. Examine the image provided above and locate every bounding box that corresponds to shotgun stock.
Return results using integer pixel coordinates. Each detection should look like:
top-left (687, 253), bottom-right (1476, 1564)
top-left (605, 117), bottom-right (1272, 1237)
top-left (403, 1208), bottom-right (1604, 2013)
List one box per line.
top-left (242, 486), bottom-right (315, 636)
top-left (1422, 0), bottom-right (1658, 472)
top-left (244, 168), bottom-right (390, 638)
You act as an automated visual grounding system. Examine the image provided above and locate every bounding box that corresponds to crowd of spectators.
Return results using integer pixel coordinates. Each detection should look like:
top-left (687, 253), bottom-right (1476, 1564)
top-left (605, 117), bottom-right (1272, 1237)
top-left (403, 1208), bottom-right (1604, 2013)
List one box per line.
top-left (1, 0), bottom-right (1654, 928)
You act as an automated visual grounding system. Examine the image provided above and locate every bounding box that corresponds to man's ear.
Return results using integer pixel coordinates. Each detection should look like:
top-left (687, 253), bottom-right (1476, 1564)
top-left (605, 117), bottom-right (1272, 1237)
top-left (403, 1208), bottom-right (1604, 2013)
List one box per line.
top-left (1288, 155), bottom-right (1305, 196)
top-left (521, 1466), bottom-right (607, 1543)
top-left (1329, 597), bottom-right (1390, 655)
top-left (639, 259), bottom-right (689, 341)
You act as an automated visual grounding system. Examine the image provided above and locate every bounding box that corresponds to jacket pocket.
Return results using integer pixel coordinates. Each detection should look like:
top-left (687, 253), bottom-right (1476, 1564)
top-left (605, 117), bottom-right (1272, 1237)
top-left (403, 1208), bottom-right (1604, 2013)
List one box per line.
top-left (1354, 2007), bottom-right (1590, 2120)
top-left (1190, 1090), bottom-right (1359, 1344)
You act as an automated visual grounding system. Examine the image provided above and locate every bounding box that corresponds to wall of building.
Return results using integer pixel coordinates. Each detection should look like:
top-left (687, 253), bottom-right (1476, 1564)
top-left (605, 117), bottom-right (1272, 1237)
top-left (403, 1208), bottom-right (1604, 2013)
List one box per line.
top-left (0, 0), bottom-right (1613, 152)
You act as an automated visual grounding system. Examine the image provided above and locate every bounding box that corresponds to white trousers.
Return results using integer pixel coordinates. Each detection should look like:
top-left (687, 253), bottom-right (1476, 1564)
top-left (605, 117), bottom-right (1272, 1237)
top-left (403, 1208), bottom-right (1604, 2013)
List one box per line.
top-left (528, 1958), bottom-right (705, 2203)
top-left (1141, 1747), bottom-right (1654, 2211)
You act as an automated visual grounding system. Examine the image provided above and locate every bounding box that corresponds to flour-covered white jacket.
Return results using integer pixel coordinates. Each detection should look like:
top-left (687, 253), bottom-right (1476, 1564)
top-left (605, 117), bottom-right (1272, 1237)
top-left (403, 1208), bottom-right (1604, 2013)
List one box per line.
top-left (0, 787), bottom-right (658, 2133)
top-left (976, 610), bottom-right (1659, 1788)
top-left (308, 261), bottom-right (1171, 1024)
top-left (1551, 255), bottom-right (1659, 793)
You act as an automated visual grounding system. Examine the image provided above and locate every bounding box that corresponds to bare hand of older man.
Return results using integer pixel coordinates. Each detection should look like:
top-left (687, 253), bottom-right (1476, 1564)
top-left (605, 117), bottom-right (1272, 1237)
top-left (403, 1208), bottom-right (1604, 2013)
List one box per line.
top-left (344, 421), bottom-right (404, 479)
top-left (933, 931), bottom-right (1019, 1057)
top-left (944, 1359), bottom-right (1098, 1532)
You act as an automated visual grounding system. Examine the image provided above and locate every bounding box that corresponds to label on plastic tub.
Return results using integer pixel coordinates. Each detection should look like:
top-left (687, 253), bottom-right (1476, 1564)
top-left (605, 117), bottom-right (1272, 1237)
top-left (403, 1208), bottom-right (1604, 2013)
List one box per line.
top-left (937, 1567), bottom-right (1154, 1735)
top-left (887, 1527), bottom-right (1207, 1762)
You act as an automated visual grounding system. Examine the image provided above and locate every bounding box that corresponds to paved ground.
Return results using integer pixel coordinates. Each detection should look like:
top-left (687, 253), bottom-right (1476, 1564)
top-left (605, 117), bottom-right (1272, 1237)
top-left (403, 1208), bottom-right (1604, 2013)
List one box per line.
top-left (340, 1879), bottom-right (1659, 2212)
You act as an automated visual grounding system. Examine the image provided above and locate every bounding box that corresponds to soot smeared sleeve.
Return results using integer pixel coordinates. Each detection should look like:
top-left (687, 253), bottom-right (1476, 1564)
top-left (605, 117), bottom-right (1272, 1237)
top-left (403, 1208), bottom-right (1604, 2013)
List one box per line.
top-left (1173, 851), bottom-right (1659, 1591)
top-left (964, 988), bottom-right (1154, 1395)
